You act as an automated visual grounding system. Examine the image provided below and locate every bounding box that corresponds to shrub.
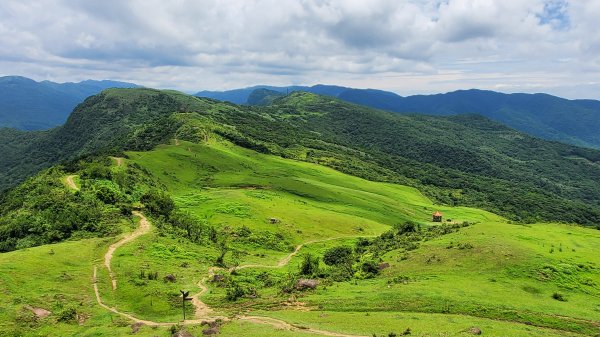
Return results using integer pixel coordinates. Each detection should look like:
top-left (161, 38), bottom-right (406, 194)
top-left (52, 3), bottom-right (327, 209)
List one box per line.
top-left (323, 246), bottom-right (353, 266)
top-left (394, 221), bottom-right (419, 235)
top-left (552, 292), bottom-right (567, 302)
top-left (226, 281), bottom-right (246, 301)
top-left (300, 253), bottom-right (320, 277)
top-left (57, 307), bottom-right (77, 323)
top-left (141, 189), bottom-right (175, 217)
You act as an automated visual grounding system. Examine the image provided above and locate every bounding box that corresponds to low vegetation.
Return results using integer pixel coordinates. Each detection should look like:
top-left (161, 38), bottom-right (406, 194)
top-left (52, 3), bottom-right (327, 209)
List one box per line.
top-left (1, 88), bottom-right (600, 336)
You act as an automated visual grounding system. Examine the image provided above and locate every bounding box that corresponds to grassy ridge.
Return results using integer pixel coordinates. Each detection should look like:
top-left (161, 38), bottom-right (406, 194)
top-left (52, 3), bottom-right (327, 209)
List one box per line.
top-left (1, 138), bottom-right (599, 336)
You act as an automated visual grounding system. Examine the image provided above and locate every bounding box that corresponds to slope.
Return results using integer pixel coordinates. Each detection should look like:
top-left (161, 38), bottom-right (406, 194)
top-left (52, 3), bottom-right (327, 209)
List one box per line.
top-left (1, 131), bottom-right (599, 336)
top-left (338, 88), bottom-right (600, 148)
top-left (198, 84), bottom-right (600, 148)
top-left (2, 88), bottom-right (600, 226)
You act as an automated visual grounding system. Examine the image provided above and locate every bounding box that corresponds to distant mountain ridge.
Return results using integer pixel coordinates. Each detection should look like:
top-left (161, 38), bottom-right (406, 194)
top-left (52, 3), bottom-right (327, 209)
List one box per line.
top-left (0, 76), bottom-right (139, 130)
top-left (196, 85), bottom-right (600, 149)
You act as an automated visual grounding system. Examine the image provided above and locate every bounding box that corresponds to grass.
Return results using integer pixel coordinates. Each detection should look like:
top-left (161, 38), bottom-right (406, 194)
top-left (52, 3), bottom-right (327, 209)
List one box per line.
top-left (1, 137), bottom-right (599, 336)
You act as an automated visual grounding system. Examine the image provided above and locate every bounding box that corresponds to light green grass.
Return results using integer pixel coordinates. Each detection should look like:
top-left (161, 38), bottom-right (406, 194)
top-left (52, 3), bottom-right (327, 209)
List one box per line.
top-left (2, 138), bottom-right (600, 336)
top-left (258, 310), bottom-right (580, 337)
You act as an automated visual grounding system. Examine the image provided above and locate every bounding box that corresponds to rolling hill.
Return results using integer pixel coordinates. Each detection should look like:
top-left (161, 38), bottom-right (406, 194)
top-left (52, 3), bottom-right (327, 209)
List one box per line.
top-left (198, 85), bottom-right (600, 149)
top-left (0, 76), bottom-right (139, 130)
top-left (1, 88), bottom-right (600, 335)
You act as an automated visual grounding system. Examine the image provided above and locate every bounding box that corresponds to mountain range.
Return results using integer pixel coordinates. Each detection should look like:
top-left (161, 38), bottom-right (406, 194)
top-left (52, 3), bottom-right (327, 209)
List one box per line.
top-left (0, 76), bottom-right (138, 130)
top-left (2, 76), bottom-right (599, 149)
top-left (197, 85), bottom-right (600, 149)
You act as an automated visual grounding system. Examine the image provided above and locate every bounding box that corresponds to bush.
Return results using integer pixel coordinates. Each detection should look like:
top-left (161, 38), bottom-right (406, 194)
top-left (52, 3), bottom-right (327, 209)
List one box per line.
top-left (56, 307), bottom-right (77, 323)
top-left (357, 259), bottom-right (380, 279)
top-left (323, 246), bottom-right (353, 266)
top-left (394, 221), bottom-right (419, 235)
top-left (299, 253), bottom-right (320, 277)
top-left (552, 292), bottom-right (567, 302)
top-left (141, 189), bottom-right (175, 217)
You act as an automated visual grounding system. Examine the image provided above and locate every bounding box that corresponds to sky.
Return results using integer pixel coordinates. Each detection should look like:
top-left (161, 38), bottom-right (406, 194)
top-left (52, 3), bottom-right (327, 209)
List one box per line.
top-left (1, 0), bottom-right (600, 99)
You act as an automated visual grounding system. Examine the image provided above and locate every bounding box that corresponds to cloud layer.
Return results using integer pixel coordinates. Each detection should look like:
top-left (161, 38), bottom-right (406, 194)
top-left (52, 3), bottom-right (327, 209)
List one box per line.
top-left (1, 0), bottom-right (599, 98)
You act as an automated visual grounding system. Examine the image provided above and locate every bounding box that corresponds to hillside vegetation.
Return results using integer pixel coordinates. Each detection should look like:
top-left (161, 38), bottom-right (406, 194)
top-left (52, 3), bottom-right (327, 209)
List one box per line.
top-left (1, 131), bottom-right (599, 336)
top-left (2, 89), bottom-right (600, 226)
top-left (198, 84), bottom-right (600, 148)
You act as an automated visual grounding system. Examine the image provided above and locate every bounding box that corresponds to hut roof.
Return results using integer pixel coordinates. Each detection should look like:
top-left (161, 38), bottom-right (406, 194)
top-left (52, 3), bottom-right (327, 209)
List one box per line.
top-left (433, 211), bottom-right (443, 216)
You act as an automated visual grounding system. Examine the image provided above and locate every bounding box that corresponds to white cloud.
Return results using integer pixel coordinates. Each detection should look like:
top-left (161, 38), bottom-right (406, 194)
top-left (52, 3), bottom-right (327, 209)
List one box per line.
top-left (0, 0), bottom-right (599, 98)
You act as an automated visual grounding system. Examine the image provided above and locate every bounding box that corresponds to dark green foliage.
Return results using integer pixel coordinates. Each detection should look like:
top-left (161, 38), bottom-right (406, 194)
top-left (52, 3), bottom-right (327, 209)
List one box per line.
top-left (359, 259), bottom-right (380, 278)
top-left (323, 246), bottom-right (353, 266)
top-left (56, 307), bottom-right (77, 323)
top-left (225, 281), bottom-right (246, 301)
top-left (141, 189), bottom-right (175, 218)
top-left (552, 292), bottom-right (567, 302)
top-left (246, 88), bottom-right (285, 106)
top-left (0, 156), bottom-right (158, 252)
top-left (394, 221), bottom-right (419, 235)
top-left (299, 253), bottom-right (320, 277)
top-left (126, 115), bottom-right (183, 151)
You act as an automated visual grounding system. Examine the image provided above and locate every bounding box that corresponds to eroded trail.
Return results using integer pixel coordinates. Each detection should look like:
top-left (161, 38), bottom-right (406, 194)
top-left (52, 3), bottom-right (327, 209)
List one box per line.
top-left (65, 175), bottom-right (79, 191)
top-left (104, 211), bottom-right (151, 290)
top-left (235, 235), bottom-right (373, 270)
top-left (111, 156), bottom-right (125, 167)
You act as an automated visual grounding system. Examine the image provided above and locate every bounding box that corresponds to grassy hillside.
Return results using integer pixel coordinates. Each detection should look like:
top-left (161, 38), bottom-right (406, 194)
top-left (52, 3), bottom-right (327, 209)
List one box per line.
top-left (2, 134), bottom-right (599, 336)
top-left (2, 88), bottom-right (600, 224)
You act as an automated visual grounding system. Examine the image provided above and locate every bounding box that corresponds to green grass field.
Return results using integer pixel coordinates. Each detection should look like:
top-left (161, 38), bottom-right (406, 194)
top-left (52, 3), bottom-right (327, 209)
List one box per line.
top-left (1, 137), bottom-right (599, 336)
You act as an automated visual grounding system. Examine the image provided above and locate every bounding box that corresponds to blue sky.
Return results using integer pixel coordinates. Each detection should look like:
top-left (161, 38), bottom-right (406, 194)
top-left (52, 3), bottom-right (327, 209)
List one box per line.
top-left (1, 0), bottom-right (599, 99)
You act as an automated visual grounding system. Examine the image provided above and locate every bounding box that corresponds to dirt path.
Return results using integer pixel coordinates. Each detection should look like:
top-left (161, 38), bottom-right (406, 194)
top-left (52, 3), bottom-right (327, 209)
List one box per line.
top-left (93, 219), bottom-right (370, 335)
top-left (235, 235), bottom-right (373, 271)
top-left (104, 211), bottom-right (151, 290)
top-left (239, 316), bottom-right (366, 337)
top-left (64, 175), bottom-right (79, 191)
top-left (111, 156), bottom-right (125, 167)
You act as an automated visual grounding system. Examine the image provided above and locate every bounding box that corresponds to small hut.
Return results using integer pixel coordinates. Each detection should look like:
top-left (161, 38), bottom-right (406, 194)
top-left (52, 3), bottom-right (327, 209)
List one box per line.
top-left (432, 211), bottom-right (443, 222)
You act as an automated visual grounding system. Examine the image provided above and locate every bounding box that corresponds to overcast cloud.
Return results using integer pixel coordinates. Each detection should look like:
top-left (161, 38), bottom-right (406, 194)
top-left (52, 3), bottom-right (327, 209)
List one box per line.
top-left (1, 0), bottom-right (599, 98)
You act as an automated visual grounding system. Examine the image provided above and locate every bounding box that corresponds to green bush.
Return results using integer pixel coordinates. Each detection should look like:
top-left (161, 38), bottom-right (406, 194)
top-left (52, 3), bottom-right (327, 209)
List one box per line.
top-left (299, 253), bottom-right (320, 277)
top-left (323, 246), bottom-right (353, 266)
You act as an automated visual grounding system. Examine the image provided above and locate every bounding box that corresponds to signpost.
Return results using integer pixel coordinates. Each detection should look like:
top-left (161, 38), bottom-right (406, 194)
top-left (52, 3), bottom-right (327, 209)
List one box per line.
top-left (180, 290), bottom-right (192, 320)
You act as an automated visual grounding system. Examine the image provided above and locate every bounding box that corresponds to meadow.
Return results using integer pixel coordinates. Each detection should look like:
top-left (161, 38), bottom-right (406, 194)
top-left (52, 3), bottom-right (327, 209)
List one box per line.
top-left (1, 137), bottom-right (599, 336)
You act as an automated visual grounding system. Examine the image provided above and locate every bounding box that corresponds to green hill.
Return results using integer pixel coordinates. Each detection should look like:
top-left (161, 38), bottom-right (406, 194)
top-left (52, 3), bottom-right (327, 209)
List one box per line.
top-left (2, 89), bottom-right (600, 225)
top-left (199, 85), bottom-right (600, 149)
top-left (1, 132), bottom-right (599, 336)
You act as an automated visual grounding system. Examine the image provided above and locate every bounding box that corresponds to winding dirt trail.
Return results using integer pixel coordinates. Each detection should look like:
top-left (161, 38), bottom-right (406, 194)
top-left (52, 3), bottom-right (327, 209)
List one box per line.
top-left (65, 175), bottom-right (79, 191)
top-left (104, 211), bottom-right (151, 290)
top-left (234, 235), bottom-right (372, 271)
top-left (92, 215), bottom-right (369, 335)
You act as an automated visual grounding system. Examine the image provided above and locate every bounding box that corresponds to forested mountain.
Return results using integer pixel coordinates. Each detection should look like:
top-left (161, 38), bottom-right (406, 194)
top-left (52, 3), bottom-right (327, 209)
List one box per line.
top-left (198, 85), bottom-right (600, 149)
top-left (0, 76), bottom-right (138, 130)
top-left (2, 89), bottom-right (600, 226)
